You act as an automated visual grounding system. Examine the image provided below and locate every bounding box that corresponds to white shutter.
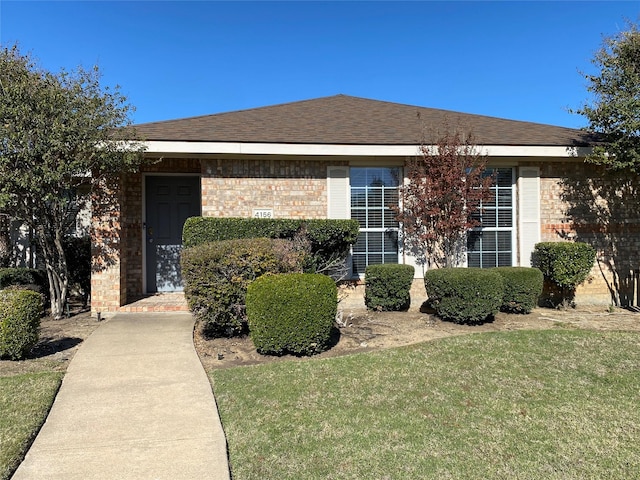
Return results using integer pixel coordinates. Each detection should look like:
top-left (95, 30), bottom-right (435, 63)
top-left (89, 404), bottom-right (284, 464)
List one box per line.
top-left (327, 166), bottom-right (353, 278)
top-left (518, 166), bottom-right (541, 266)
top-left (327, 166), bottom-right (350, 219)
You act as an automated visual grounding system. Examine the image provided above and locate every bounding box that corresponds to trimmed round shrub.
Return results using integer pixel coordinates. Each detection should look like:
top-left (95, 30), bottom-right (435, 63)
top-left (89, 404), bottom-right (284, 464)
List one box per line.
top-left (532, 242), bottom-right (596, 307)
top-left (532, 242), bottom-right (596, 289)
top-left (247, 273), bottom-right (337, 356)
top-left (492, 267), bottom-right (543, 314)
top-left (181, 237), bottom-right (304, 338)
top-left (0, 289), bottom-right (42, 360)
top-left (424, 268), bottom-right (504, 324)
top-left (365, 264), bottom-right (415, 311)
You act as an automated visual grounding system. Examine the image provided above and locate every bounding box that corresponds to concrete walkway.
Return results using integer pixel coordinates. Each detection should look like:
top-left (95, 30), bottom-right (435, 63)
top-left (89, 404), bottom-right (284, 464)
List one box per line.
top-left (12, 313), bottom-right (230, 480)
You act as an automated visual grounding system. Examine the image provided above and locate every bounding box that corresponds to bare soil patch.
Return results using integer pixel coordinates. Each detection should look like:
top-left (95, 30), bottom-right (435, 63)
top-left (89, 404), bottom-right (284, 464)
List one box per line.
top-left (195, 305), bottom-right (640, 371)
top-left (2, 304), bottom-right (638, 376)
top-left (0, 307), bottom-right (100, 377)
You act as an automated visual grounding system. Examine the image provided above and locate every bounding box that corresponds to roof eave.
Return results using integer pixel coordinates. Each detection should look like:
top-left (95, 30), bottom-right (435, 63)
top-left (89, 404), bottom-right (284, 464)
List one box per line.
top-left (142, 140), bottom-right (592, 158)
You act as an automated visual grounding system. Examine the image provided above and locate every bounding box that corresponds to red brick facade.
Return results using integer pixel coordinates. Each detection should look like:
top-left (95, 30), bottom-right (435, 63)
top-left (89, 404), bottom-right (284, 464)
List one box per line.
top-left (91, 157), bottom-right (640, 316)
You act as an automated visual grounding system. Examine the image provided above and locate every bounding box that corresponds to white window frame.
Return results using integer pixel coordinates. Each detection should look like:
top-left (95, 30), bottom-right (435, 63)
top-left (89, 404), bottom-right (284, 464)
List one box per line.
top-left (466, 167), bottom-right (517, 268)
top-left (349, 167), bottom-right (402, 277)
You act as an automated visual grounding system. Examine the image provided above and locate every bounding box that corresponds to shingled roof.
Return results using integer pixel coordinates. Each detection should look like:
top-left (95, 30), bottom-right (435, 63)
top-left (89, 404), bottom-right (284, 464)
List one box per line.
top-left (134, 94), bottom-right (597, 147)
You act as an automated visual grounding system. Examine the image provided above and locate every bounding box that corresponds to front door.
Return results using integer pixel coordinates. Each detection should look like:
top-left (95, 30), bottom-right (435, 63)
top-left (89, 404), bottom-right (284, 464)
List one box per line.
top-left (145, 176), bottom-right (200, 293)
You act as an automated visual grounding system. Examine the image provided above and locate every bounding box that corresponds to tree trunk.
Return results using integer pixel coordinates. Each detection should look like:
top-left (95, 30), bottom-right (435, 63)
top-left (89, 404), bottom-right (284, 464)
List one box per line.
top-left (45, 265), bottom-right (68, 319)
top-left (38, 229), bottom-right (69, 320)
top-left (0, 214), bottom-right (12, 267)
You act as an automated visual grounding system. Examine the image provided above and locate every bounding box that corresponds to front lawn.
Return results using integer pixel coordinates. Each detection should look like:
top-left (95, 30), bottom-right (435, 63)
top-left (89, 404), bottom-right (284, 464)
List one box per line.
top-left (211, 329), bottom-right (640, 479)
top-left (0, 372), bottom-right (62, 480)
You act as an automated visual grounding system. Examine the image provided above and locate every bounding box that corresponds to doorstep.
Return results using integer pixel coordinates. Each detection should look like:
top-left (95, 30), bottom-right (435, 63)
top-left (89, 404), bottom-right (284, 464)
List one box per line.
top-left (119, 292), bottom-right (190, 313)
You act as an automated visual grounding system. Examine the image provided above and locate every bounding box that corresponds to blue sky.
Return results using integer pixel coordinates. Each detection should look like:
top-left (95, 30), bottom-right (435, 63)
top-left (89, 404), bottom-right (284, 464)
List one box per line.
top-left (1, 1), bottom-right (638, 128)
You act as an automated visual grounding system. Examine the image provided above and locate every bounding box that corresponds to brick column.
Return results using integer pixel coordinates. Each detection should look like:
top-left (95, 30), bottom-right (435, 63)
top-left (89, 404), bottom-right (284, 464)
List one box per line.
top-left (91, 175), bottom-right (125, 317)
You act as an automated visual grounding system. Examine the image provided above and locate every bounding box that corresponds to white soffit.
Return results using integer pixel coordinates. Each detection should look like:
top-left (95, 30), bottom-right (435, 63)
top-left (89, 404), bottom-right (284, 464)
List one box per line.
top-left (143, 141), bottom-right (589, 158)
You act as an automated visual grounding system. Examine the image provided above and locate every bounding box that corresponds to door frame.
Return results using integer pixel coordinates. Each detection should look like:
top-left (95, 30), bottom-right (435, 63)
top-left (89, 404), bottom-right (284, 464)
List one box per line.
top-left (142, 173), bottom-right (201, 294)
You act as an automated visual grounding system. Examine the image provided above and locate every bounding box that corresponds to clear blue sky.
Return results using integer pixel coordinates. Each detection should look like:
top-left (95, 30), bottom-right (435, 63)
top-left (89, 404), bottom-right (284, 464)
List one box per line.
top-left (1, 1), bottom-right (638, 128)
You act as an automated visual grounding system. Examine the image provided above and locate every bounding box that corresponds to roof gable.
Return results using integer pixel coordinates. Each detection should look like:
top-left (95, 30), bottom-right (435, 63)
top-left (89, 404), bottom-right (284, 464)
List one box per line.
top-left (133, 94), bottom-right (597, 147)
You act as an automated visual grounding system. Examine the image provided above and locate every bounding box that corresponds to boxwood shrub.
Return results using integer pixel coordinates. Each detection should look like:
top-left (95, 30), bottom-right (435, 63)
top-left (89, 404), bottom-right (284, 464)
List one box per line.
top-left (182, 217), bottom-right (359, 277)
top-left (0, 289), bottom-right (42, 360)
top-left (492, 267), bottom-right (543, 314)
top-left (247, 273), bottom-right (337, 356)
top-left (424, 268), bottom-right (504, 324)
top-left (0, 268), bottom-right (48, 298)
top-left (532, 242), bottom-right (596, 306)
top-left (364, 264), bottom-right (415, 311)
top-left (181, 237), bottom-right (304, 337)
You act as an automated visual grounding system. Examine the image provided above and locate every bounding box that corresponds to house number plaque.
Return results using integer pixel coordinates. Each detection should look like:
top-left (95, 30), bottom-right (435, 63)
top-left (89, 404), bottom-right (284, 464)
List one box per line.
top-left (253, 209), bottom-right (274, 219)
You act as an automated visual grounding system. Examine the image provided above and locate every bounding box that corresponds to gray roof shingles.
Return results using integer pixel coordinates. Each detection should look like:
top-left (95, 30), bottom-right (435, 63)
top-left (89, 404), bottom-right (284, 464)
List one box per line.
top-left (133, 94), bottom-right (597, 147)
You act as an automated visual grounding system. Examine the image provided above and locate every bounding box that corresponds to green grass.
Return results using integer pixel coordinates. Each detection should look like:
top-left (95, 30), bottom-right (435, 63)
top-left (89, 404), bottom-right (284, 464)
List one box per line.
top-left (0, 372), bottom-right (62, 480)
top-left (211, 330), bottom-right (640, 479)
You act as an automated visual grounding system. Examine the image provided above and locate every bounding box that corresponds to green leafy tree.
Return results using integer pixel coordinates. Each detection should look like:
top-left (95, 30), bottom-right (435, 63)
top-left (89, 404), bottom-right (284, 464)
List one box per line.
top-left (576, 22), bottom-right (640, 172)
top-left (0, 45), bottom-right (146, 319)
top-left (566, 22), bottom-right (640, 307)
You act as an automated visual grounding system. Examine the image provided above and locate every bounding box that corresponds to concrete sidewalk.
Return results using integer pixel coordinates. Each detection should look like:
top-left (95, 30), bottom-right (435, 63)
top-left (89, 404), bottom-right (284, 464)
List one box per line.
top-left (12, 313), bottom-right (230, 480)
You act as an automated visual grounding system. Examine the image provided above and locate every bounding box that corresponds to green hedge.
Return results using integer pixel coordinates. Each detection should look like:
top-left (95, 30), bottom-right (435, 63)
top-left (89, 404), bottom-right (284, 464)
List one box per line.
top-left (364, 264), bottom-right (415, 311)
top-left (183, 217), bottom-right (301, 246)
top-left (181, 238), bottom-right (304, 338)
top-left (247, 273), bottom-right (337, 356)
top-left (0, 268), bottom-right (48, 294)
top-left (182, 217), bottom-right (359, 277)
top-left (424, 268), bottom-right (504, 324)
top-left (492, 267), bottom-right (543, 314)
top-left (0, 289), bottom-right (42, 360)
top-left (532, 242), bottom-right (596, 306)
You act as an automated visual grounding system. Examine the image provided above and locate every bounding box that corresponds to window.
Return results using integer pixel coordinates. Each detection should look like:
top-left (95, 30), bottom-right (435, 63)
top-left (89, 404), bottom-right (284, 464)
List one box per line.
top-left (350, 167), bottom-right (400, 275)
top-left (467, 168), bottom-right (514, 268)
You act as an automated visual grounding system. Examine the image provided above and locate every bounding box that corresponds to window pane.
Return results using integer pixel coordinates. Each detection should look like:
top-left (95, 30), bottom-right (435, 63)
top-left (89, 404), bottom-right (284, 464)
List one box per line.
top-left (369, 254), bottom-right (383, 265)
top-left (350, 168), bottom-right (367, 188)
top-left (350, 167), bottom-right (400, 273)
top-left (353, 232), bottom-right (367, 253)
top-left (482, 253), bottom-right (497, 268)
top-left (369, 210), bottom-right (383, 228)
top-left (384, 230), bottom-right (399, 252)
top-left (367, 189), bottom-right (382, 208)
top-left (466, 168), bottom-right (513, 268)
top-left (498, 210), bottom-right (512, 228)
top-left (352, 255), bottom-right (366, 276)
top-left (352, 210), bottom-right (366, 228)
top-left (384, 210), bottom-right (399, 228)
top-left (497, 231), bottom-right (511, 250)
top-left (498, 253), bottom-right (512, 267)
top-left (384, 189), bottom-right (399, 206)
top-left (496, 168), bottom-right (512, 187)
top-left (351, 188), bottom-right (366, 208)
top-left (483, 195), bottom-right (497, 207)
top-left (468, 253), bottom-right (481, 268)
top-left (482, 210), bottom-right (496, 228)
top-left (384, 253), bottom-right (398, 264)
top-left (367, 232), bottom-right (383, 252)
top-left (482, 232), bottom-right (497, 251)
top-left (498, 189), bottom-right (512, 207)
top-left (467, 232), bottom-right (481, 251)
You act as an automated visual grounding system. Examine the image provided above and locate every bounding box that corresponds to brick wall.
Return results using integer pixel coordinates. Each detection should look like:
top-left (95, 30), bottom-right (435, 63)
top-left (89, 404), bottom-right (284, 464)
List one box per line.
top-left (90, 175), bottom-right (124, 315)
top-left (201, 158), bottom-right (345, 218)
top-left (91, 158), bottom-right (202, 315)
top-left (538, 162), bottom-right (640, 305)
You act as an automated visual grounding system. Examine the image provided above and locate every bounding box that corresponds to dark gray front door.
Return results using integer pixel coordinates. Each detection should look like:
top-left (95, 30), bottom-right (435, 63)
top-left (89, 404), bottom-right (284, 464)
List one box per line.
top-left (145, 176), bottom-right (200, 293)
